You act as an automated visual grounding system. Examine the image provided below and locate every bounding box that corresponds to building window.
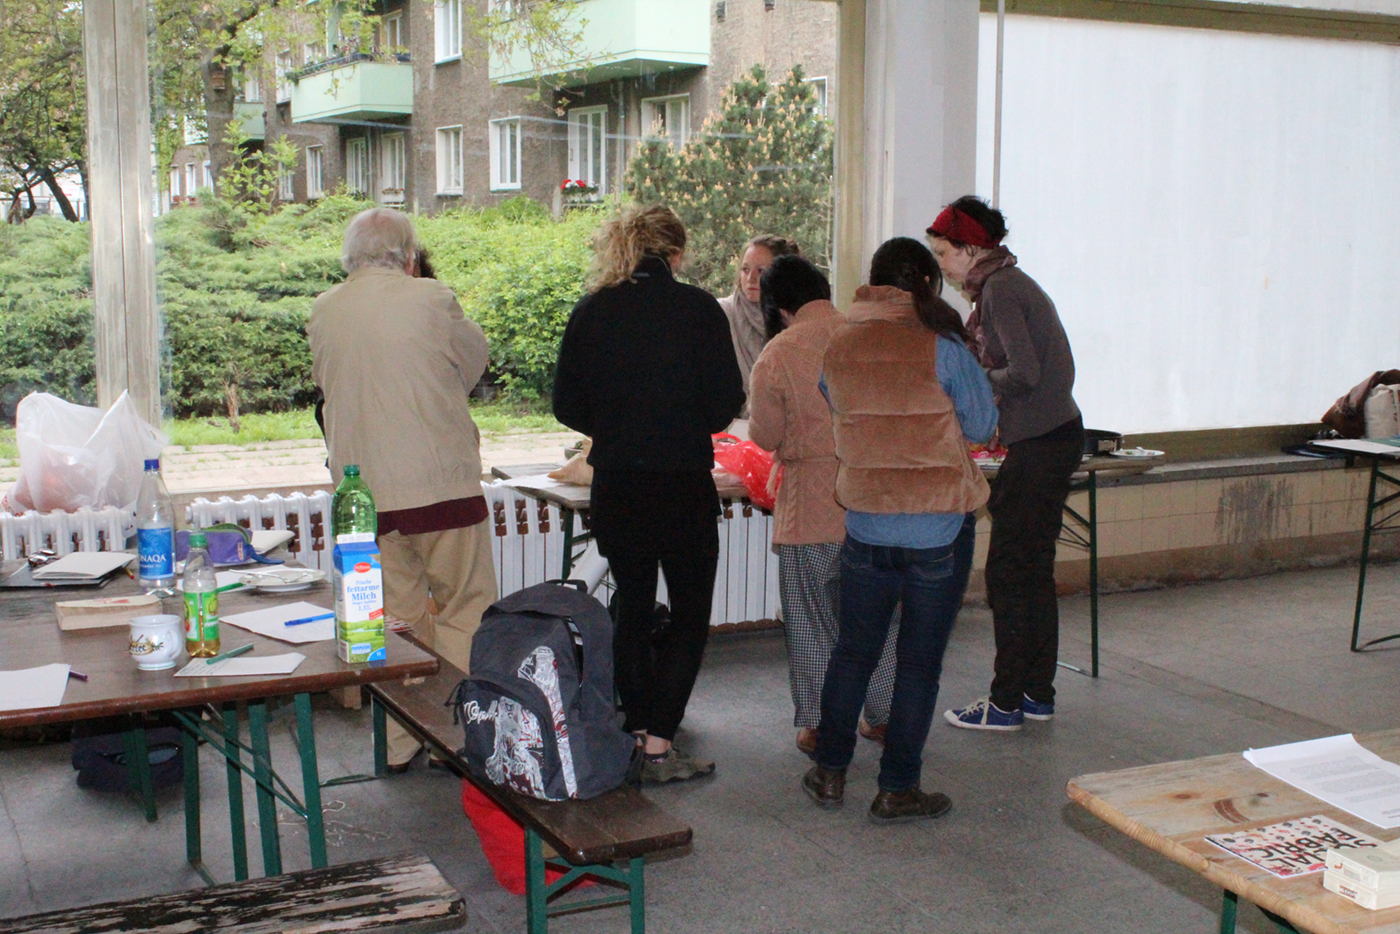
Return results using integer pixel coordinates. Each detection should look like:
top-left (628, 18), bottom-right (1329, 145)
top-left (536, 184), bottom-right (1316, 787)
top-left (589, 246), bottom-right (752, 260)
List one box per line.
top-left (306, 145), bottom-right (324, 198)
top-left (304, 43), bottom-right (324, 67)
top-left (489, 118), bottom-right (521, 191)
top-left (382, 133), bottom-right (405, 202)
top-left (241, 74), bottom-right (262, 103)
top-left (346, 137), bottom-right (370, 194)
top-left (185, 162), bottom-right (197, 195)
top-left (276, 50), bottom-right (293, 102)
top-left (436, 126), bottom-right (463, 194)
top-left (568, 107), bottom-right (606, 193)
top-left (202, 161), bottom-right (213, 190)
top-left (641, 95), bottom-right (690, 149)
top-left (380, 11), bottom-right (404, 52)
top-left (169, 168), bottom-right (180, 197)
top-left (435, 0), bottom-right (461, 62)
top-left (807, 77), bottom-right (828, 117)
top-left (277, 165), bottom-right (293, 201)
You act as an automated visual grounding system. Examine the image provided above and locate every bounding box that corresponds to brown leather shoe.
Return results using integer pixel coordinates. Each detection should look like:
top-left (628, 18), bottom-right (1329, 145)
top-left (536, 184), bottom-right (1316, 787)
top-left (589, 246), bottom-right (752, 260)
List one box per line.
top-left (796, 728), bottom-right (818, 755)
top-left (802, 764), bottom-right (846, 809)
top-left (858, 718), bottom-right (886, 746)
top-left (869, 787), bottom-right (952, 824)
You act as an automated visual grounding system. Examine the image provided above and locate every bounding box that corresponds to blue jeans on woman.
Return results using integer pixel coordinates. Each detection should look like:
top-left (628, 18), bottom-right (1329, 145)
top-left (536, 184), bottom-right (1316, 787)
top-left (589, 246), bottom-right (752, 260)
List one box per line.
top-left (813, 514), bottom-right (976, 792)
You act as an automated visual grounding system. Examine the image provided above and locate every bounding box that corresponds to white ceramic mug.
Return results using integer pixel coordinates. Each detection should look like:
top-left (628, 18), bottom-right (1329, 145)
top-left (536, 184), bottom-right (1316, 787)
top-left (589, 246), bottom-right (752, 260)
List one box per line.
top-left (128, 614), bottom-right (184, 671)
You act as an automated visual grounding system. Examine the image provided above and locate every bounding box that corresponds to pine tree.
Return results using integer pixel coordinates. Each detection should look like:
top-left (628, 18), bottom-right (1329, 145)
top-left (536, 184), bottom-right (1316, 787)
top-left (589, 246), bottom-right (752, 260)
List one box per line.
top-left (627, 65), bottom-right (833, 296)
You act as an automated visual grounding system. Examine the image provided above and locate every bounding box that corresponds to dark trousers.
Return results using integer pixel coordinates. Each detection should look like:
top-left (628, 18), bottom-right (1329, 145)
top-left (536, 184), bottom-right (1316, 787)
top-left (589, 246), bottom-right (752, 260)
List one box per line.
top-left (815, 516), bottom-right (976, 792)
top-left (986, 417), bottom-right (1084, 711)
top-left (608, 534), bottom-right (720, 742)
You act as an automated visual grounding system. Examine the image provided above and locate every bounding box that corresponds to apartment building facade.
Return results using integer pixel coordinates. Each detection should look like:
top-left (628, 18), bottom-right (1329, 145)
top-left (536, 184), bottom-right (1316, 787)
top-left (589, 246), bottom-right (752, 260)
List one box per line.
top-left (174, 0), bottom-right (835, 214)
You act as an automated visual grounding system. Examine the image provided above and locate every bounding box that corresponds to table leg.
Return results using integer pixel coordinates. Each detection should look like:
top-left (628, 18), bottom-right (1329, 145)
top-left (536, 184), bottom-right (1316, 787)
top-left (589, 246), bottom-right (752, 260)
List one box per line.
top-left (222, 702), bottom-right (250, 881)
top-left (1352, 458), bottom-right (1380, 651)
top-left (1088, 471), bottom-right (1099, 678)
top-left (372, 693), bottom-right (388, 777)
top-left (122, 722), bottom-right (157, 822)
top-left (247, 700), bottom-right (283, 877)
top-left (294, 692), bottom-right (328, 869)
top-left (561, 507), bottom-right (576, 581)
top-left (1219, 889), bottom-right (1238, 934)
top-left (628, 856), bottom-right (646, 934)
top-left (525, 826), bottom-right (548, 934)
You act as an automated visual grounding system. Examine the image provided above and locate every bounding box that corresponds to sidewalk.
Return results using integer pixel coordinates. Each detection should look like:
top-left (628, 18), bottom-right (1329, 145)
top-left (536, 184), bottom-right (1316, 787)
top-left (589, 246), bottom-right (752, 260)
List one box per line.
top-left (0, 429), bottom-right (584, 503)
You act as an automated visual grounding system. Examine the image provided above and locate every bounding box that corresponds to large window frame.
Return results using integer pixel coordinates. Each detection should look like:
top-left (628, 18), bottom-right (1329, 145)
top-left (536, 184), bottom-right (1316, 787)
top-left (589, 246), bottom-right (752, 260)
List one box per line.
top-left (640, 95), bottom-right (690, 149)
top-left (382, 132), bottom-right (406, 202)
top-left (346, 137), bottom-right (370, 195)
top-left (435, 0), bottom-right (461, 62)
top-left (306, 145), bottom-right (324, 198)
top-left (436, 126), bottom-right (464, 195)
top-left (489, 118), bottom-right (521, 191)
top-left (567, 106), bottom-right (607, 194)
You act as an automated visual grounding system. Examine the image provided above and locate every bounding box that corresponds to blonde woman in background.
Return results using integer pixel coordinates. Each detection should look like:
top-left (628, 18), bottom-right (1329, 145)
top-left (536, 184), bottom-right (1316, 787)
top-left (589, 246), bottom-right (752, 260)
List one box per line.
top-left (553, 204), bottom-right (745, 784)
top-left (718, 234), bottom-right (802, 410)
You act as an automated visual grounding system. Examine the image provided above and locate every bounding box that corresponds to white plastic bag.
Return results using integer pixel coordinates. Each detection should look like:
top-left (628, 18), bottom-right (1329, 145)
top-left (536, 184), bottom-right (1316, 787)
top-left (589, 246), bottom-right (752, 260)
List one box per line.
top-left (1364, 384), bottom-right (1400, 440)
top-left (4, 391), bottom-right (168, 514)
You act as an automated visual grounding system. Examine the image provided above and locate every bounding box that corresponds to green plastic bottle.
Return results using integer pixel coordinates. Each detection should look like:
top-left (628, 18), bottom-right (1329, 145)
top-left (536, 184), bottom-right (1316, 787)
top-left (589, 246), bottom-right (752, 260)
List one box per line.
top-left (183, 531), bottom-right (220, 658)
top-left (332, 465), bottom-right (377, 544)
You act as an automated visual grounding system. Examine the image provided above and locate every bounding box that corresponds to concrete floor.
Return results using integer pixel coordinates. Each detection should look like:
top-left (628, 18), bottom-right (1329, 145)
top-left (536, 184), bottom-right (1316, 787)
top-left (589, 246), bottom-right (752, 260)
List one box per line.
top-left (3, 558), bottom-right (1399, 933)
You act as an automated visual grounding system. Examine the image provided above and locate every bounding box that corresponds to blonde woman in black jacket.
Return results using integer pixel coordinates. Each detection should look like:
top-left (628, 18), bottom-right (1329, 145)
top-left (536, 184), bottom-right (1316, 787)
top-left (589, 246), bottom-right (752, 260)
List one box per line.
top-left (553, 204), bottom-right (745, 784)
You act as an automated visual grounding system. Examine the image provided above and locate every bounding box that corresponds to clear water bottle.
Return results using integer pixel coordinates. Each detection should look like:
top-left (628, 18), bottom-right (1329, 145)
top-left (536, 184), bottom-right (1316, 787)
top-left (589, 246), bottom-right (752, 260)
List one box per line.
top-left (183, 531), bottom-right (220, 658)
top-left (332, 465), bottom-right (377, 543)
top-left (135, 458), bottom-right (176, 595)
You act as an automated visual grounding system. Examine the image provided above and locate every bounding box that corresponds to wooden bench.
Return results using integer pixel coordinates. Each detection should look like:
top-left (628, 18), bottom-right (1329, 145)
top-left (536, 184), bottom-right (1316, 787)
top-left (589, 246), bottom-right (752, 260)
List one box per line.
top-left (0, 853), bottom-right (463, 934)
top-left (367, 643), bottom-right (693, 934)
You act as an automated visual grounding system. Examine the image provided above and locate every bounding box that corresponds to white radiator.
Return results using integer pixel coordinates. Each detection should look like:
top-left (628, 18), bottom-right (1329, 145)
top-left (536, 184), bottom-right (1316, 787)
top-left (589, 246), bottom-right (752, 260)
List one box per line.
top-left (0, 507), bottom-right (132, 560)
top-left (186, 491), bottom-right (333, 571)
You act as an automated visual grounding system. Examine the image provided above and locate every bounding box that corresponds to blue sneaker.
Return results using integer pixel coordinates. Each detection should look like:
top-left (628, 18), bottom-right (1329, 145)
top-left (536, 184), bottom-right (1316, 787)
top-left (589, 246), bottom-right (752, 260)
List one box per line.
top-left (1021, 694), bottom-right (1055, 721)
top-left (944, 698), bottom-right (1023, 731)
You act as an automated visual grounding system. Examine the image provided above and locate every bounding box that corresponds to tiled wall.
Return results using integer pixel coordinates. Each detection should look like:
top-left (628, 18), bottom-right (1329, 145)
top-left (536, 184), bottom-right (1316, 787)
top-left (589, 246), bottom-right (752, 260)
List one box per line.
top-left (965, 463), bottom-right (1391, 595)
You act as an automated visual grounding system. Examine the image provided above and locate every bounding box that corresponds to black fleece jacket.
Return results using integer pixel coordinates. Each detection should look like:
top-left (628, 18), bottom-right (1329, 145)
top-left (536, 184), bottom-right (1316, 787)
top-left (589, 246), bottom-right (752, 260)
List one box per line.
top-left (553, 255), bottom-right (745, 472)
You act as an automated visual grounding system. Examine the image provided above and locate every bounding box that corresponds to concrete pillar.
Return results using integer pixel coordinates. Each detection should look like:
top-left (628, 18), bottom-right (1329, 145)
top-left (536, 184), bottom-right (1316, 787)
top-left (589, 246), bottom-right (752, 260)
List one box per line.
top-left (84, 0), bottom-right (161, 425)
top-left (833, 0), bottom-right (979, 305)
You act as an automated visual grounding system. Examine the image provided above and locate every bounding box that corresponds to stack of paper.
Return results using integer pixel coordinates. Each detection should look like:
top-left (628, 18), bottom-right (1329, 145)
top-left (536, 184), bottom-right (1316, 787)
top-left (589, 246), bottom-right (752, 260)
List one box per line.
top-left (1324, 840), bottom-right (1400, 910)
top-left (31, 552), bottom-right (134, 581)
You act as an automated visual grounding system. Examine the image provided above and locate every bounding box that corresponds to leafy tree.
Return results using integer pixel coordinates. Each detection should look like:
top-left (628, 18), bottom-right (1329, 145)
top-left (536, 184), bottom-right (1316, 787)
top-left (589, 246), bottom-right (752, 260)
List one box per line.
top-left (626, 65), bottom-right (833, 297)
top-left (0, 0), bottom-right (86, 222)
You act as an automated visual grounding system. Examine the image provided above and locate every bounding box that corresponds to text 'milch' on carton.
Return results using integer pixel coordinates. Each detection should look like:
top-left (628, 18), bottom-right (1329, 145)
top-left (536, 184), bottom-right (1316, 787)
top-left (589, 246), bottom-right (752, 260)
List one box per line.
top-left (332, 534), bottom-right (385, 663)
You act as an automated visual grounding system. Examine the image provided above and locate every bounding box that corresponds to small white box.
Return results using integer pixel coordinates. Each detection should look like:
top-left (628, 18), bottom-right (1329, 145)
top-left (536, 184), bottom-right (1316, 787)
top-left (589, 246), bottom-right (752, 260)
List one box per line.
top-left (1324, 869), bottom-right (1400, 910)
top-left (1324, 842), bottom-right (1400, 892)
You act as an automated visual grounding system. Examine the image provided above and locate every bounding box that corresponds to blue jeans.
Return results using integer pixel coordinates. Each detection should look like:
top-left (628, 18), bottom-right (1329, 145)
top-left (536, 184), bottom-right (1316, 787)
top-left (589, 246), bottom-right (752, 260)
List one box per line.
top-left (814, 515), bottom-right (976, 792)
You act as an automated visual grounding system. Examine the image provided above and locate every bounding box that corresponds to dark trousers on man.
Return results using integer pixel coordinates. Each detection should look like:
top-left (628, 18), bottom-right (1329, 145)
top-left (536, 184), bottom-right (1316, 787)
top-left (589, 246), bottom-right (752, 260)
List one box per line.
top-left (986, 416), bottom-right (1084, 712)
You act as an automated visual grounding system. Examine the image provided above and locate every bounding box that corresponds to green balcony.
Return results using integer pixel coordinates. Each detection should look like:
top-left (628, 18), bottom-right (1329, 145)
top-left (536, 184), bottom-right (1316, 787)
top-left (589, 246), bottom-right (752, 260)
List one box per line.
top-left (489, 0), bottom-right (710, 88)
top-left (290, 58), bottom-right (413, 124)
top-left (234, 101), bottom-right (265, 141)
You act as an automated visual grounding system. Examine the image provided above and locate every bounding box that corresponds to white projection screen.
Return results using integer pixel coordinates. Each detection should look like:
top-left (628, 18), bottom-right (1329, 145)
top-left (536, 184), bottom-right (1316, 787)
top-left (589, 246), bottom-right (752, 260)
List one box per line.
top-left (974, 14), bottom-right (1400, 433)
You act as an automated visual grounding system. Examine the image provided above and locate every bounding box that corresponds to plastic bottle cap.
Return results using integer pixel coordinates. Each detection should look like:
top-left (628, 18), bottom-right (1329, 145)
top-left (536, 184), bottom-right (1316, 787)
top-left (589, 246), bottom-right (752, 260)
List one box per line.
top-left (144, 458), bottom-right (160, 470)
top-left (189, 532), bottom-right (208, 547)
top-left (344, 465), bottom-right (360, 477)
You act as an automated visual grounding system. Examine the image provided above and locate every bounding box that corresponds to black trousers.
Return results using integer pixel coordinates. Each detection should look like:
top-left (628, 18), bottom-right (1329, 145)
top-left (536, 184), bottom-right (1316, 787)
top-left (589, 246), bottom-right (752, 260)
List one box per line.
top-left (608, 534), bottom-right (720, 741)
top-left (986, 416), bottom-right (1084, 711)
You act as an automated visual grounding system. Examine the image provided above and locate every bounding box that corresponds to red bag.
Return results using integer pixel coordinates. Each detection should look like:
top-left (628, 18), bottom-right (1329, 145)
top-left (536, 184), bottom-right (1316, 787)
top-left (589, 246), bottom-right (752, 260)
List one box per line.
top-left (460, 779), bottom-right (593, 895)
top-left (712, 433), bottom-right (780, 511)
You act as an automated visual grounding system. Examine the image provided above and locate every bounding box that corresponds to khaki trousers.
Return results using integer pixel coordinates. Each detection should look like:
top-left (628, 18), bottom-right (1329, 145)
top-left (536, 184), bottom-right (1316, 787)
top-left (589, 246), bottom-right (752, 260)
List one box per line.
top-left (379, 520), bottom-right (498, 765)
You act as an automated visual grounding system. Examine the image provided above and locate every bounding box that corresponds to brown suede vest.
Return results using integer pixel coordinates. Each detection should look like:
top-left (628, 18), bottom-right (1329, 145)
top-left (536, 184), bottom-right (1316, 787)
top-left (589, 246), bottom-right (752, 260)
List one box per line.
top-left (823, 286), bottom-right (990, 515)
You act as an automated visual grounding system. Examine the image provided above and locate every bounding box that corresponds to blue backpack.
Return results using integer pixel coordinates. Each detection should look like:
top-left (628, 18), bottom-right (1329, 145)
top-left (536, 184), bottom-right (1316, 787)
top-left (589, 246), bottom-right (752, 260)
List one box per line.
top-left (453, 582), bottom-right (636, 801)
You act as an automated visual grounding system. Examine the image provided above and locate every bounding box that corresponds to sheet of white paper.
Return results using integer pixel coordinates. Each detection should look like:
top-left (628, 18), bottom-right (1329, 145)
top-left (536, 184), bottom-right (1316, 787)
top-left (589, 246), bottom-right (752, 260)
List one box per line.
top-left (1312, 439), bottom-right (1400, 457)
top-left (1244, 734), bottom-right (1400, 829)
top-left (31, 552), bottom-right (134, 580)
top-left (502, 474), bottom-right (591, 497)
top-left (220, 601), bottom-right (335, 643)
top-left (250, 530), bottom-right (295, 554)
top-left (0, 663), bottom-right (69, 711)
top-left (175, 653), bottom-right (305, 677)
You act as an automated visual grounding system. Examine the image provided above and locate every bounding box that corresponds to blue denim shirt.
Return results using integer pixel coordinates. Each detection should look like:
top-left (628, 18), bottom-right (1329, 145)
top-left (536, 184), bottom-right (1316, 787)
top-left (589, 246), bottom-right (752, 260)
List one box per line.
top-left (843, 335), bottom-right (998, 548)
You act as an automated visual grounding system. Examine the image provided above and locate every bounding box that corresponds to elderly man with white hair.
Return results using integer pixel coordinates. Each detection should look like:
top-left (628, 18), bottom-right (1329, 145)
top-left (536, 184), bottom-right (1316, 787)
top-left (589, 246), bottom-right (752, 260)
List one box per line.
top-left (308, 207), bottom-right (497, 772)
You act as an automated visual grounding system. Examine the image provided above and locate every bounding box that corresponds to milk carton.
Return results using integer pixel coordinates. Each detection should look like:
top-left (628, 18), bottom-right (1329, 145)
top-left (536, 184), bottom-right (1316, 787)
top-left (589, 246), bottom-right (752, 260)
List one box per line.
top-left (332, 539), bottom-right (385, 663)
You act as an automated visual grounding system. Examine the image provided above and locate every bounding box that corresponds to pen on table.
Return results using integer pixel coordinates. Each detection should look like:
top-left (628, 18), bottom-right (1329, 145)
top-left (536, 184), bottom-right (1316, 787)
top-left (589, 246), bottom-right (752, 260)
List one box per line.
top-left (284, 611), bottom-right (335, 627)
top-left (215, 582), bottom-right (244, 593)
top-left (67, 669), bottom-right (88, 682)
top-left (205, 643), bottom-right (255, 665)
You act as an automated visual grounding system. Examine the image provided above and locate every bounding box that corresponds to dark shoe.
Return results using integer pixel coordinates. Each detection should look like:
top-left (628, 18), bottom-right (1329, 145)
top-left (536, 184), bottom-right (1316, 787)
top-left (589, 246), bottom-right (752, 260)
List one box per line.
top-left (869, 787), bottom-right (952, 824)
top-left (796, 728), bottom-right (818, 755)
top-left (802, 764), bottom-right (846, 809)
top-left (858, 718), bottom-right (886, 746)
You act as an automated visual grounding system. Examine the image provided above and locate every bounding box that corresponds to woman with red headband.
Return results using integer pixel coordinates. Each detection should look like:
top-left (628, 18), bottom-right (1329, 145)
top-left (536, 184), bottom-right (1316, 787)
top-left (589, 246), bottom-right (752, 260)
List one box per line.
top-left (927, 196), bottom-right (1084, 733)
